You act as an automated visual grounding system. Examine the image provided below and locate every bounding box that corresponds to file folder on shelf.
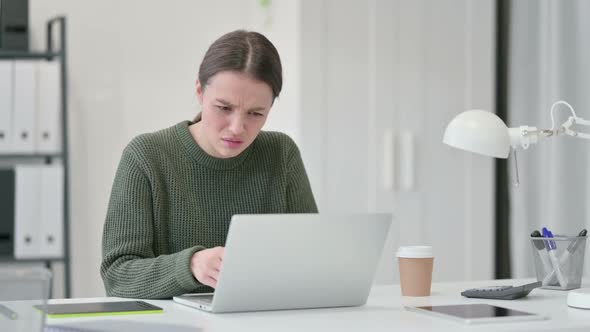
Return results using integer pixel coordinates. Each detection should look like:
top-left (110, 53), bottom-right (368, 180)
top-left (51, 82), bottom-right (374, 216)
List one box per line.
top-left (0, 61), bottom-right (13, 153)
top-left (13, 164), bottom-right (65, 259)
top-left (12, 60), bottom-right (37, 153)
top-left (14, 165), bottom-right (42, 259)
top-left (40, 165), bottom-right (64, 258)
top-left (0, 169), bottom-right (15, 257)
top-left (36, 60), bottom-right (62, 154)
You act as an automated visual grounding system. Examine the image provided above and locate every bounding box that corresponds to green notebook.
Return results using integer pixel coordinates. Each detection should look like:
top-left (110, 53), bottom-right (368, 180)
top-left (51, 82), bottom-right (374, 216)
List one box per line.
top-left (34, 301), bottom-right (163, 318)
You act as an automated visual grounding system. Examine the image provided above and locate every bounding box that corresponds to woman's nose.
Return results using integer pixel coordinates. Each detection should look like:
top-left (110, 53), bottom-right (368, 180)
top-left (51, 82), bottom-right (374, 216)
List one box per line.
top-left (228, 115), bottom-right (246, 135)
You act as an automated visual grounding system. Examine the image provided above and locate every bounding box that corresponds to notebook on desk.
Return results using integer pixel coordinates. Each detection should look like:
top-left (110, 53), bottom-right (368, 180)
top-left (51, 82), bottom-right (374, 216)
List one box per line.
top-left (34, 301), bottom-right (163, 318)
top-left (173, 213), bottom-right (392, 313)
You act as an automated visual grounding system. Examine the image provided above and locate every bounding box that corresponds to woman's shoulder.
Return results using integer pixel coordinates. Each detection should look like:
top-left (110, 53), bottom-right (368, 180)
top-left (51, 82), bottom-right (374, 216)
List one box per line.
top-left (255, 131), bottom-right (301, 160)
top-left (256, 131), bottom-right (298, 150)
top-left (122, 122), bottom-right (182, 161)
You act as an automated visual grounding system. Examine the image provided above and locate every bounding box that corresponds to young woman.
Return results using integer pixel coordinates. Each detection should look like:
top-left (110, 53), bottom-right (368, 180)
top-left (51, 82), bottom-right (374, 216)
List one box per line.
top-left (101, 30), bottom-right (317, 299)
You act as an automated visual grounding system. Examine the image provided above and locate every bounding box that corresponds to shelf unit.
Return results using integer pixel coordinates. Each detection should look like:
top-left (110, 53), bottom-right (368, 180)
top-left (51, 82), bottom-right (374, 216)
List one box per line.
top-left (0, 16), bottom-right (70, 297)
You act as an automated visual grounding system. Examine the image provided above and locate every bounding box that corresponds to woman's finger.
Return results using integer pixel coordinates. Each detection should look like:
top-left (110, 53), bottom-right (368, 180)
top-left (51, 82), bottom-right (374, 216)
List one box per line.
top-left (209, 269), bottom-right (220, 281)
top-left (203, 275), bottom-right (218, 288)
top-left (209, 258), bottom-right (222, 271)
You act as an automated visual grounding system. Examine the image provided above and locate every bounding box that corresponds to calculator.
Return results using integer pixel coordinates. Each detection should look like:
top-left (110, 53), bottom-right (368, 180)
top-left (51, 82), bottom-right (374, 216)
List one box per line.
top-left (461, 281), bottom-right (541, 300)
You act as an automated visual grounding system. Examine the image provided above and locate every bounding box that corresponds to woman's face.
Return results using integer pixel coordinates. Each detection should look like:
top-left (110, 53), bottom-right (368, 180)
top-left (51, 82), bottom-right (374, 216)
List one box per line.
top-left (195, 71), bottom-right (273, 159)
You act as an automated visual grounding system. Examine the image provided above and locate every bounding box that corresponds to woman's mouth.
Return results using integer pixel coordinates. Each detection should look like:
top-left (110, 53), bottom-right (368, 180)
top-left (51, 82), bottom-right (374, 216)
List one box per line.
top-left (222, 138), bottom-right (244, 149)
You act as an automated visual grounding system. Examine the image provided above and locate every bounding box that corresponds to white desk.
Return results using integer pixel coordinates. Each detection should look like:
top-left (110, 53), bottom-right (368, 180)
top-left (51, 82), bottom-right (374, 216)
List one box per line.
top-left (47, 279), bottom-right (590, 332)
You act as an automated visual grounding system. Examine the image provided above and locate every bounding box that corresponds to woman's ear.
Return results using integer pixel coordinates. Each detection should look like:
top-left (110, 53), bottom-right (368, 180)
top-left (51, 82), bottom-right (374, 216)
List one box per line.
top-left (196, 80), bottom-right (204, 105)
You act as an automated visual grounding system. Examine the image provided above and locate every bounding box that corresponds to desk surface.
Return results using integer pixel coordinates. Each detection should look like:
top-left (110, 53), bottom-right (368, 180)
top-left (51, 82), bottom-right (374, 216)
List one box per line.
top-left (47, 279), bottom-right (590, 332)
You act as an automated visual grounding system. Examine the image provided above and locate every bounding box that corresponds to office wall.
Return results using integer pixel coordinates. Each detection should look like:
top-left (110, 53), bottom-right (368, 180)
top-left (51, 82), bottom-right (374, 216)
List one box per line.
top-left (27, 0), bottom-right (495, 298)
top-left (29, 0), bottom-right (301, 297)
top-left (300, 0), bottom-right (495, 283)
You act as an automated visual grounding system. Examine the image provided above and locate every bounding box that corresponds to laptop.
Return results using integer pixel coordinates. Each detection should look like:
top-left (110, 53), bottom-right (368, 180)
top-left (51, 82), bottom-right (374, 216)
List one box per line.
top-left (173, 213), bottom-right (392, 313)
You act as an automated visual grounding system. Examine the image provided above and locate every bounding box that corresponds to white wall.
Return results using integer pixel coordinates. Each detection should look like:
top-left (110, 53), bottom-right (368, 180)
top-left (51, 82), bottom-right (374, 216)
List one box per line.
top-left (30, 0), bottom-right (301, 298)
top-left (28, 0), bottom-right (495, 298)
top-left (300, 0), bottom-right (495, 283)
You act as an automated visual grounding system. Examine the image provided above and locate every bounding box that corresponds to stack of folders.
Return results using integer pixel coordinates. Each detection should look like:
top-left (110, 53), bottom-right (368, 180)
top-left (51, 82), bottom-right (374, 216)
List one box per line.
top-left (0, 165), bottom-right (64, 259)
top-left (0, 59), bottom-right (62, 154)
top-left (0, 58), bottom-right (64, 260)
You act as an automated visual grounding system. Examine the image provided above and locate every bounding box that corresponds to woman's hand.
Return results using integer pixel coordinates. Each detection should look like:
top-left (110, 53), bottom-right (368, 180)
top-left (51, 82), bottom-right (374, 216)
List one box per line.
top-left (190, 247), bottom-right (224, 288)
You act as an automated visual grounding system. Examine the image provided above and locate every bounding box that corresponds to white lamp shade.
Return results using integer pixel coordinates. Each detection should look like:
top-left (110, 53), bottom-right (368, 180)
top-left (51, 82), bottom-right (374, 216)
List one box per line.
top-left (443, 110), bottom-right (511, 159)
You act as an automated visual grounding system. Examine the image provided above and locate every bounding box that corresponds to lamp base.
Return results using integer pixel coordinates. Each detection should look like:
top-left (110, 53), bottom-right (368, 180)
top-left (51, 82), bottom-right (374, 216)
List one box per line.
top-left (567, 288), bottom-right (590, 309)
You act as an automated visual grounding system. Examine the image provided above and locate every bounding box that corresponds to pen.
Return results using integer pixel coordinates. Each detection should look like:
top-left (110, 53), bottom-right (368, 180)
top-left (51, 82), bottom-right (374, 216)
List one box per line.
top-left (0, 303), bottom-right (18, 320)
top-left (531, 230), bottom-right (554, 278)
top-left (543, 229), bottom-right (587, 286)
top-left (542, 227), bottom-right (568, 288)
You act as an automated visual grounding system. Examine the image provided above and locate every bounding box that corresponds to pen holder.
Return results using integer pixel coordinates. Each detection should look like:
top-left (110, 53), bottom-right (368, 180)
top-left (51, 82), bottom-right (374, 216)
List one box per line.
top-left (530, 235), bottom-right (587, 290)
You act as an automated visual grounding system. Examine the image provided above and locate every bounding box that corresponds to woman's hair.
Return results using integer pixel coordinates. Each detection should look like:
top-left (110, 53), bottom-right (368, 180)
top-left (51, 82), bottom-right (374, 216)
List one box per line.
top-left (198, 30), bottom-right (283, 100)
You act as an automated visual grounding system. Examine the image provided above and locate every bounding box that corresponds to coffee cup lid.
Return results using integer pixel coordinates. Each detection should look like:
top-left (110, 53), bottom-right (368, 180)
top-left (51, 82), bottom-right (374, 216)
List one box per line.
top-left (396, 246), bottom-right (434, 258)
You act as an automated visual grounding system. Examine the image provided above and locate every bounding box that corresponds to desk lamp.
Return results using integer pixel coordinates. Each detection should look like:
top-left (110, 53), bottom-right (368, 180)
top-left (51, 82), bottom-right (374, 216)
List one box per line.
top-left (442, 100), bottom-right (590, 309)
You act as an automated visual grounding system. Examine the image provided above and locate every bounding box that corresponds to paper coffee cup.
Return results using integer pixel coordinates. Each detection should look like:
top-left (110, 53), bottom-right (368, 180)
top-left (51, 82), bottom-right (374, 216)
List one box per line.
top-left (396, 246), bottom-right (434, 296)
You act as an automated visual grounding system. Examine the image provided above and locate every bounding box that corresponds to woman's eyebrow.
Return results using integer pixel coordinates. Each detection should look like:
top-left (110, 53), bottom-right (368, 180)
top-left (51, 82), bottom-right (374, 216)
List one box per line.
top-left (215, 98), bottom-right (234, 106)
top-left (215, 98), bottom-right (267, 112)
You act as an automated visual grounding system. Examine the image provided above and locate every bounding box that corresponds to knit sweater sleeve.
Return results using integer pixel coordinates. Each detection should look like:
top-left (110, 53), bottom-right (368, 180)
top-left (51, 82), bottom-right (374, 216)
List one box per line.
top-left (100, 143), bottom-right (204, 299)
top-left (285, 139), bottom-right (318, 213)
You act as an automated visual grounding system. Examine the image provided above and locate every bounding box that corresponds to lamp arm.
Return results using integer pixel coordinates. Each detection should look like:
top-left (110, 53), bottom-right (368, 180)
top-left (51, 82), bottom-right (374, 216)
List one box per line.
top-left (561, 116), bottom-right (590, 139)
top-left (508, 126), bottom-right (540, 149)
top-left (508, 116), bottom-right (590, 150)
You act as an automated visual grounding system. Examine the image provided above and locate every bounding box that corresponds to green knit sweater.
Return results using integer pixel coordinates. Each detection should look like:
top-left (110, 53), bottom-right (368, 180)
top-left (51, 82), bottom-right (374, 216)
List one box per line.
top-left (100, 121), bottom-right (318, 299)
